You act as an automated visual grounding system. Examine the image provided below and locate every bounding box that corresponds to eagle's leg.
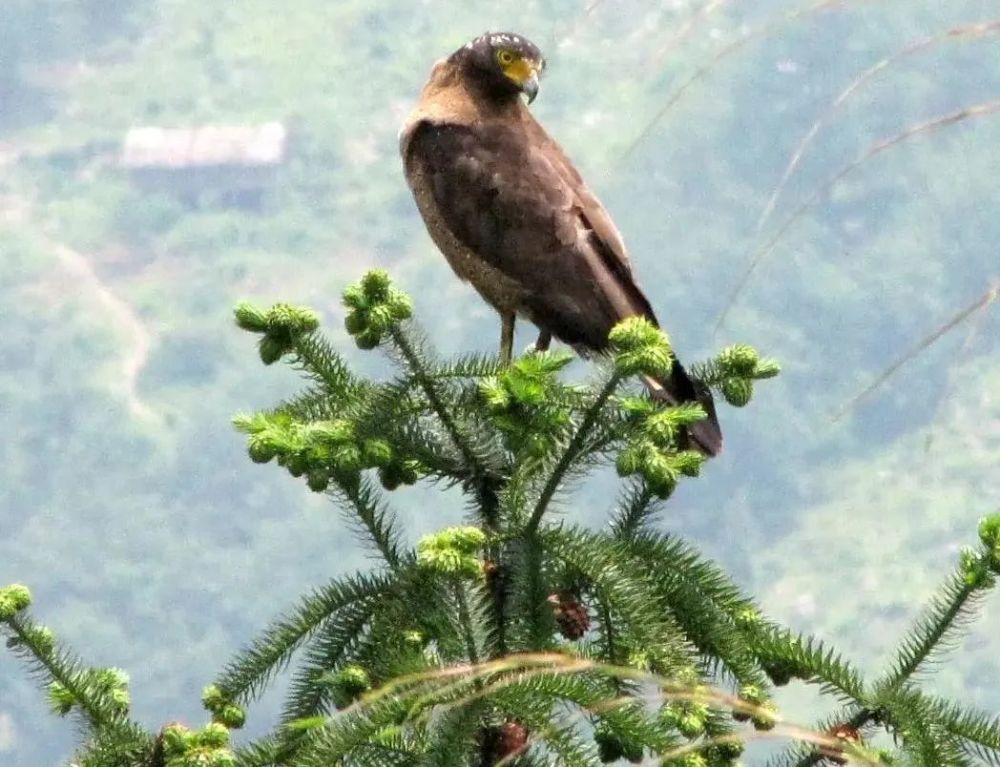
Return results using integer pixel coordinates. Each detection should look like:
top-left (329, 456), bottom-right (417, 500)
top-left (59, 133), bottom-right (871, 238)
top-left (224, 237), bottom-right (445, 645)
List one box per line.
top-left (534, 329), bottom-right (552, 352)
top-left (500, 312), bottom-right (515, 365)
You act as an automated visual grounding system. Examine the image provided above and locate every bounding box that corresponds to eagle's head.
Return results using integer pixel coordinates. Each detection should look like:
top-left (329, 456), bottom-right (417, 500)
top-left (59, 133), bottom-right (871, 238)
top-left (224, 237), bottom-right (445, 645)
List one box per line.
top-left (451, 32), bottom-right (545, 104)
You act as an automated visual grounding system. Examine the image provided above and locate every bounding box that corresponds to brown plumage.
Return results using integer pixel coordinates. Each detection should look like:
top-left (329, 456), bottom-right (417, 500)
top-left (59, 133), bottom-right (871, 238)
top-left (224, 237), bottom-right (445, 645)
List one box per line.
top-left (399, 32), bottom-right (722, 455)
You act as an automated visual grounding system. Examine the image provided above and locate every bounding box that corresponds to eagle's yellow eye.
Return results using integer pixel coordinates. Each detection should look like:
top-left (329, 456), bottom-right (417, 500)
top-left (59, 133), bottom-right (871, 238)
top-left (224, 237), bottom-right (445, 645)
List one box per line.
top-left (497, 49), bottom-right (515, 66)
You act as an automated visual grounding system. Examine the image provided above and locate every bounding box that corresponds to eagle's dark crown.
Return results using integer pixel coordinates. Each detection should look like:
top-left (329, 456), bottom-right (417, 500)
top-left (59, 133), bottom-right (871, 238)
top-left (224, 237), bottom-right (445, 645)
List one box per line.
top-left (450, 32), bottom-right (545, 103)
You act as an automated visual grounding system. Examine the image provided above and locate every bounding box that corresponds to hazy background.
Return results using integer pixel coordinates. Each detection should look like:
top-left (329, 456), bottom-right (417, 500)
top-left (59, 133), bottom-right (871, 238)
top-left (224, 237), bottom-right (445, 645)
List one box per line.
top-left (1, 1), bottom-right (997, 763)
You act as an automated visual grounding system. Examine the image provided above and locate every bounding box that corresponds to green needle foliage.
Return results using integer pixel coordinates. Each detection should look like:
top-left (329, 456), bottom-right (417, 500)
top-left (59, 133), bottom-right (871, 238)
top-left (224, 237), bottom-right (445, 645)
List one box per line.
top-left (3, 271), bottom-right (999, 766)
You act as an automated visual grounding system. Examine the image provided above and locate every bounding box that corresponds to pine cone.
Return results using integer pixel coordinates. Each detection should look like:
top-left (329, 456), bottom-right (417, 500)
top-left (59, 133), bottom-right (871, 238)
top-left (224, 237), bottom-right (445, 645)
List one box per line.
top-left (482, 721), bottom-right (529, 764)
top-left (499, 721), bottom-right (529, 759)
top-left (548, 593), bottom-right (590, 640)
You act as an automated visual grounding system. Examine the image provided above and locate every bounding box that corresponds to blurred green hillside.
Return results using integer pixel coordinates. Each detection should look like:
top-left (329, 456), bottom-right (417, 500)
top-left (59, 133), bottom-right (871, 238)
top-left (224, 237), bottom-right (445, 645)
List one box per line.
top-left (1, 1), bottom-right (997, 763)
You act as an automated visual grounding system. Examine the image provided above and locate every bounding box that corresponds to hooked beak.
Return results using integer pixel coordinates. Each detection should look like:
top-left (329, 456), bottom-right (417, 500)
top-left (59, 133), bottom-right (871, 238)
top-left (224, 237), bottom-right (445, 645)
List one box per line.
top-left (522, 71), bottom-right (540, 104)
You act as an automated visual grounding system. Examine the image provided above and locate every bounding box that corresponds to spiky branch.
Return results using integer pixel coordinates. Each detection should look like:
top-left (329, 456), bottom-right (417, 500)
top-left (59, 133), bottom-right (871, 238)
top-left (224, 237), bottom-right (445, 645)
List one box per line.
top-left (3, 272), bottom-right (997, 767)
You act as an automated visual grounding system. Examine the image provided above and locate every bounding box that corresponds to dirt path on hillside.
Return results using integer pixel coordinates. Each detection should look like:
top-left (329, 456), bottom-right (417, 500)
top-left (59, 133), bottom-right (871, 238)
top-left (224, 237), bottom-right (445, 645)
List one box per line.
top-left (3, 146), bottom-right (158, 422)
top-left (50, 242), bottom-right (159, 422)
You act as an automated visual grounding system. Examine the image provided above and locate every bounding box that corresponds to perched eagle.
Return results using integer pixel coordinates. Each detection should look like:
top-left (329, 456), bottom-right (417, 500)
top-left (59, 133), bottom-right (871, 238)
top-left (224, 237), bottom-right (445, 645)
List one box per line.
top-left (399, 32), bottom-right (722, 455)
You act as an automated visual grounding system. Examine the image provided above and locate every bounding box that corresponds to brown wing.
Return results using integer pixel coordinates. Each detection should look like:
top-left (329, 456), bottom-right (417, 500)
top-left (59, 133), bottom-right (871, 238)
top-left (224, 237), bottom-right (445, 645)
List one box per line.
top-left (524, 118), bottom-right (637, 280)
top-left (403, 116), bottom-right (723, 455)
top-left (405, 118), bottom-right (654, 349)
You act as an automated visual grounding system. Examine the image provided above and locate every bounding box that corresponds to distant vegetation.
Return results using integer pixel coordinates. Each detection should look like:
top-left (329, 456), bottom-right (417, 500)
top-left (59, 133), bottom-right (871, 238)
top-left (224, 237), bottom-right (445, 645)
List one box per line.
top-left (0, 1), bottom-right (996, 763)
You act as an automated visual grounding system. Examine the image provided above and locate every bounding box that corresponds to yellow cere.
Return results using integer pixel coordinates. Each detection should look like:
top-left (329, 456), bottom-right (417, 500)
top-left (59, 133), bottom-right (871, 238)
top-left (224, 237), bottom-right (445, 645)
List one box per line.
top-left (498, 52), bottom-right (538, 86)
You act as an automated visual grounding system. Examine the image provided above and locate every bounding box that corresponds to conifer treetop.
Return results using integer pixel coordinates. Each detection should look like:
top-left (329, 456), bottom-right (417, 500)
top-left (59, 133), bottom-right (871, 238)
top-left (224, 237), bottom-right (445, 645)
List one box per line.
top-left (1, 272), bottom-right (996, 767)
